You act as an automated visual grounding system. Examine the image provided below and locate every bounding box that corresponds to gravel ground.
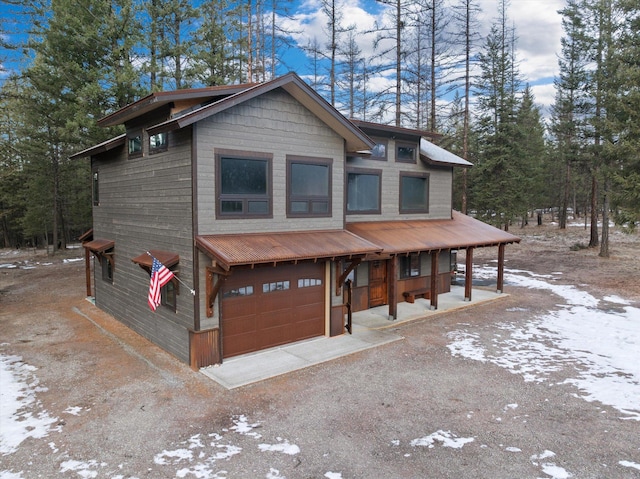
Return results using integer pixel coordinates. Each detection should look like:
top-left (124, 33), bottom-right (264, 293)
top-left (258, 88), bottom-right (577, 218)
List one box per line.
top-left (1, 221), bottom-right (639, 479)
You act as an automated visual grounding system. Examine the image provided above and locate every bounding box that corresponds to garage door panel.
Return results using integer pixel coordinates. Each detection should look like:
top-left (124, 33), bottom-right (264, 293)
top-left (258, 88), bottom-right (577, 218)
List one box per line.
top-left (222, 262), bottom-right (325, 358)
top-left (223, 315), bottom-right (257, 336)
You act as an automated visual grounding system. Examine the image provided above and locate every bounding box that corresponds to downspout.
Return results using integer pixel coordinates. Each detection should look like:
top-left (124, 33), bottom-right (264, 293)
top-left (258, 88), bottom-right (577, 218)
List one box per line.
top-left (191, 124), bottom-right (200, 331)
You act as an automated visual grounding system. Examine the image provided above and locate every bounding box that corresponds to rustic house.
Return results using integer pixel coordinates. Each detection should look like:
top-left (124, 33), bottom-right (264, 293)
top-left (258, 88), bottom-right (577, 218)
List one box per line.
top-left (72, 72), bottom-right (520, 369)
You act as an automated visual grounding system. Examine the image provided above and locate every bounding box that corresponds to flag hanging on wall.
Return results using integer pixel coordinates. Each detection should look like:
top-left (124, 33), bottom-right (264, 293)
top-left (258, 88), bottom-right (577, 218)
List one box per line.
top-left (148, 256), bottom-right (175, 311)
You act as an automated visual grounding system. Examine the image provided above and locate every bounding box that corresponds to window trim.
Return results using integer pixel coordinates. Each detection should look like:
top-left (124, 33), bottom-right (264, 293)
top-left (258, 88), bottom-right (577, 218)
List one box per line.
top-left (395, 141), bottom-right (417, 164)
top-left (215, 149), bottom-right (273, 219)
top-left (346, 167), bottom-right (382, 215)
top-left (286, 155), bottom-right (332, 218)
top-left (399, 172), bottom-right (430, 214)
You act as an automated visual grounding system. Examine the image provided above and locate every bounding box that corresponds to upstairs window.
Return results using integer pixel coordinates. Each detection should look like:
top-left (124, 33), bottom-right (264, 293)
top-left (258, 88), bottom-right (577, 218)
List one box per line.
top-left (149, 132), bottom-right (168, 153)
top-left (347, 169), bottom-right (381, 214)
top-left (128, 132), bottom-right (143, 158)
top-left (287, 156), bottom-right (331, 217)
top-left (396, 142), bottom-right (416, 163)
top-left (370, 139), bottom-right (388, 161)
top-left (400, 172), bottom-right (429, 213)
top-left (216, 152), bottom-right (272, 218)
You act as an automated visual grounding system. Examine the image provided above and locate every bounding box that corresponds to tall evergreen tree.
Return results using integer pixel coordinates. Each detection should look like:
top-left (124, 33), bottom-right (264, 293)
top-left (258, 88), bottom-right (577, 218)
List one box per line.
top-left (551, 0), bottom-right (591, 229)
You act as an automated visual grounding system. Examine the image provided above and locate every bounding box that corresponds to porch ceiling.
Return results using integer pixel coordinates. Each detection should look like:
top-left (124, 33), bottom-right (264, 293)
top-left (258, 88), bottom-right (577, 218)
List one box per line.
top-left (346, 211), bottom-right (521, 254)
top-left (196, 230), bottom-right (382, 271)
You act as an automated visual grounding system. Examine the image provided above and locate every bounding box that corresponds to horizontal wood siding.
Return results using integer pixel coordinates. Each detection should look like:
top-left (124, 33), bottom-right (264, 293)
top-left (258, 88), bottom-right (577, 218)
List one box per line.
top-left (196, 89), bottom-right (346, 234)
top-left (346, 139), bottom-right (453, 222)
top-left (92, 128), bottom-right (194, 364)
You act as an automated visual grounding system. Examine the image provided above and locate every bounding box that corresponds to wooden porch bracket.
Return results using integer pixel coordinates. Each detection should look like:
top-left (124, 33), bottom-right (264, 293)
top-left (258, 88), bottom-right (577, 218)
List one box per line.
top-left (430, 250), bottom-right (440, 310)
top-left (336, 258), bottom-right (362, 296)
top-left (465, 246), bottom-right (474, 301)
top-left (206, 265), bottom-right (229, 318)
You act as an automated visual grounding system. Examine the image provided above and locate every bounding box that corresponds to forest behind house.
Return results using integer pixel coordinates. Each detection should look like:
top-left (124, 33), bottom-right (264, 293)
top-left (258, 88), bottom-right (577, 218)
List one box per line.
top-left (0, 0), bottom-right (639, 258)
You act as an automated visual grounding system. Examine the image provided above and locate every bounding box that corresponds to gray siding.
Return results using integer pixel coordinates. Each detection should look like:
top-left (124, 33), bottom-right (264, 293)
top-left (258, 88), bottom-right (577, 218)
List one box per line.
top-left (92, 127), bottom-right (195, 363)
top-left (196, 89), bottom-right (346, 234)
top-left (346, 138), bottom-right (453, 222)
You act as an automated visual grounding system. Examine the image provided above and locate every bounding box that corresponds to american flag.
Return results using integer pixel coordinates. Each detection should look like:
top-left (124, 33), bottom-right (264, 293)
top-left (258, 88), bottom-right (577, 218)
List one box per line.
top-left (148, 257), bottom-right (175, 311)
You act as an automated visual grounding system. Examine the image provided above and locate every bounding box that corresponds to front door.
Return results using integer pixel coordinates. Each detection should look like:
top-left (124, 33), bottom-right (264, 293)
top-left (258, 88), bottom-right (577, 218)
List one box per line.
top-left (369, 260), bottom-right (387, 307)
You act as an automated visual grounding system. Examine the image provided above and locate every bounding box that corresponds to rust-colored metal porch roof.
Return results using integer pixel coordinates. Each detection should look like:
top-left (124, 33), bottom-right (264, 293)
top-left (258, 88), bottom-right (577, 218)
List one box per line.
top-left (196, 230), bottom-right (382, 271)
top-left (346, 211), bottom-right (521, 254)
top-left (82, 238), bottom-right (115, 253)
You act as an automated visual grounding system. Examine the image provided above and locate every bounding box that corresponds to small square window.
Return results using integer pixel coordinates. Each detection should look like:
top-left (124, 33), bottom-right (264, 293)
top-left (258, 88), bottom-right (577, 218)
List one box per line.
top-left (370, 139), bottom-right (388, 160)
top-left (396, 143), bottom-right (416, 163)
top-left (150, 132), bottom-right (168, 152)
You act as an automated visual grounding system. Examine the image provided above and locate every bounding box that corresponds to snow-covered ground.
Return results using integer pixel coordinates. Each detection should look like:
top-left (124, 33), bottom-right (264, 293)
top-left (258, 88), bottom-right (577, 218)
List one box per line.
top-left (1, 265), bottom-right (639, 478)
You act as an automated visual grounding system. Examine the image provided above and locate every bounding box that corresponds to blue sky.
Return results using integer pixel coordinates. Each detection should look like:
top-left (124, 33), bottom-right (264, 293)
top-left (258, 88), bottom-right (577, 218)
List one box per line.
top-left (1, 0), bottom-right (565, 115)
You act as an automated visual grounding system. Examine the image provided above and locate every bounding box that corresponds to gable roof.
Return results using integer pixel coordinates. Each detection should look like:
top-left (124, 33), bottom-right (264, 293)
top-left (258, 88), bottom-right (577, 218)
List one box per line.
top-left (146, 72), bottom-right (375, 153)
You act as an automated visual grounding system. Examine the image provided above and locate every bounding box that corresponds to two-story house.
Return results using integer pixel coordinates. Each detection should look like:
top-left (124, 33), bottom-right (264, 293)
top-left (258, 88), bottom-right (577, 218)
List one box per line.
top-left (72, 72), bottom-right (519, 369)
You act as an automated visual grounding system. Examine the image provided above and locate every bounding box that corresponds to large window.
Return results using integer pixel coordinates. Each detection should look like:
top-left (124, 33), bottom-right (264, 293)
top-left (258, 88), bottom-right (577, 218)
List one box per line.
top-left (400, 172), bottom-right (429, 213)
top-left (287, 157), bottom-right (331, 217)
top-left (347, 169), bottom-right (381, 214)
top-left (216, 152), bottom-right (272, 218)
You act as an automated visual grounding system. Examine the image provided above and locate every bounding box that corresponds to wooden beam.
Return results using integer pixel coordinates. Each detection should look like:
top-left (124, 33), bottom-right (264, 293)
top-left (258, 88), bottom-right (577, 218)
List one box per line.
top-left (84, 246), bottom-right (92, 297)
top-left (497, 243), bottom-right (505, 293)
top-left (206, 266), bottom-right (228, 318)
top-left (388, 256), bottom-right (397, 320)
top-left (430, 250), bottom-right (439, 310)
top-left (465, 247), bottom-right (474, 301)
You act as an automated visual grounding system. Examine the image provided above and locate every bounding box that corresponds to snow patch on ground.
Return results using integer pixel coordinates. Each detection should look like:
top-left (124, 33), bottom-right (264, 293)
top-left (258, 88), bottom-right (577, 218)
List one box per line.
top-left (410, 430), bottom-right (475, 449)
top-left (0, 355), bottom-right (60, 455)
top-left (448, 266), bottom-right (640, 421)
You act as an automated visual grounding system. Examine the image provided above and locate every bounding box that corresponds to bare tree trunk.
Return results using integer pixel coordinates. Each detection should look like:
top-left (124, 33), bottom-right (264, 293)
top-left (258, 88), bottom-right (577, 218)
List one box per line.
top-left (395, 0), bottom-right (402, 126)
top-left (589, 172), bottom-right (599, 247)
top-left (599, 176), bottom-right (609, 257)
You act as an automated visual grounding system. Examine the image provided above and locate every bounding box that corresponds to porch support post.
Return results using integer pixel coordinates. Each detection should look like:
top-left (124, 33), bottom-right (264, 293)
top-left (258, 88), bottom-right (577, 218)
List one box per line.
top-left (497, 243), bottom-right (505, 293)
top-left (388, 256), bottom-right (398, 320)
top-left (430, 250), bottom-right (439, 310)
top-left (465, 247), bottom-right (474, 301)
top-left (84, 246), bottom-right (92, 297)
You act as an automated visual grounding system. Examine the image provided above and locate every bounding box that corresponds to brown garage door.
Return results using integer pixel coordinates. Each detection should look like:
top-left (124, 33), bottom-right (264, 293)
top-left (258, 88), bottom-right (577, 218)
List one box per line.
top-left (221, 262), bottom-right (325, 358)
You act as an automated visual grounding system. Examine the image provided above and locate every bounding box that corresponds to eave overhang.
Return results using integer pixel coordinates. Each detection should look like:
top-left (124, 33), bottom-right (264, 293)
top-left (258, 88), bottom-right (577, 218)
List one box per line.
top-left (69, 134), bottom-right (125, 160)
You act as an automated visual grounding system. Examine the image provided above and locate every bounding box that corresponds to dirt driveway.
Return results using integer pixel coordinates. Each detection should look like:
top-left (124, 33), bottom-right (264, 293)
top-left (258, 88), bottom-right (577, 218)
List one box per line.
top-left (1, 222), bottom-right (639, 479)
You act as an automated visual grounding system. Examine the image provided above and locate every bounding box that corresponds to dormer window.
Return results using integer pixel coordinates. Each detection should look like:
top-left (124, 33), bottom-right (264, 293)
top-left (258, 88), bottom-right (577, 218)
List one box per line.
top-left (370, 138), bottom-right (388, 161)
